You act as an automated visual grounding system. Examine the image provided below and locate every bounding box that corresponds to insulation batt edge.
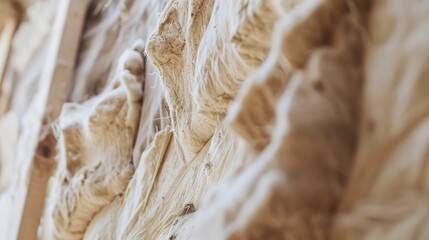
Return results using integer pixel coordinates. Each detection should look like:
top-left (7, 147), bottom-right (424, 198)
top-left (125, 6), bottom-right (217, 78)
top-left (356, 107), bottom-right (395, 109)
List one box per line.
top-left (189, 0), bottom-right (369, 238)
top-left (41, 41), bottom-right (145, 239)
top-left (333, 0), bottom-right (429, 238)
top-left (85, 0), bottom-right (288, 238)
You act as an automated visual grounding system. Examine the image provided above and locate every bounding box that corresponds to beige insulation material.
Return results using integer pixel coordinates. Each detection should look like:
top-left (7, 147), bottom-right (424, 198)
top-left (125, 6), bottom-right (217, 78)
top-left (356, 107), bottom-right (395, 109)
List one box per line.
top-left (86, 0), bottom-right (287, 238)
top-left (83, 125), bottom-right (245, 239)
top-left (0, 0), bottom-right (57, 115)
top-left (4, 0), bottom-right (429, 238)
top-left (229, 0), bottom-right (368, 152)
top-left (71, 0), bottom-right (166, 100)
top-left (42, 41), bottom-right (145, 239)
top-left (69, 0), bottom-right (170, 165)
top-left (146, 0), bottom-right (295, 156)
top-left (44, 0), bottom-right (294, 238)
top-left (188, 0), bottom-right (370, 239)
top-left (11, 0), bottom-right (57, 74)
top-left (332, 0), bottom-right (429, 239)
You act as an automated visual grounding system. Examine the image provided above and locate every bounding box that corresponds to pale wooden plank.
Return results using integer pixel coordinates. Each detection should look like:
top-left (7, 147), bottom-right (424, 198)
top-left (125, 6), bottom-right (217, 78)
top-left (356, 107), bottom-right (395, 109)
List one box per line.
top-left (9, 0), bottom-right (89, 239)
top-left (0, 2), bottom-right (19, 116)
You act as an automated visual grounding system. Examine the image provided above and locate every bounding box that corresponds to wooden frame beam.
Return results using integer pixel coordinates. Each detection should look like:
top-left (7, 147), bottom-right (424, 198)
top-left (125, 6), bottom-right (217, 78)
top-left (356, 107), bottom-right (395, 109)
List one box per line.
top-left (6, 0), bottom-right (89, 239)
top-left (0, 2), bottom-right (19, 116)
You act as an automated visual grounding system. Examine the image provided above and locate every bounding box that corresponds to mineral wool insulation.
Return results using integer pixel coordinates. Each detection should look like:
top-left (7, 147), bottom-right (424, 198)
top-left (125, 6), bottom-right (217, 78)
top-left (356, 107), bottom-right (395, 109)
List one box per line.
top-left (1, 0), bottom-right (429, 239)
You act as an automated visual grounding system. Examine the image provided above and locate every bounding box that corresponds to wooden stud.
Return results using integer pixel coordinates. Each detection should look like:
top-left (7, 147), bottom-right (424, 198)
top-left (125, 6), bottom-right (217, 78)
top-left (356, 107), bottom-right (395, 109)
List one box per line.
top-left (5, 0), bottom-right (90, 239)
top-left (0, 2), bottom-right (19, 116)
